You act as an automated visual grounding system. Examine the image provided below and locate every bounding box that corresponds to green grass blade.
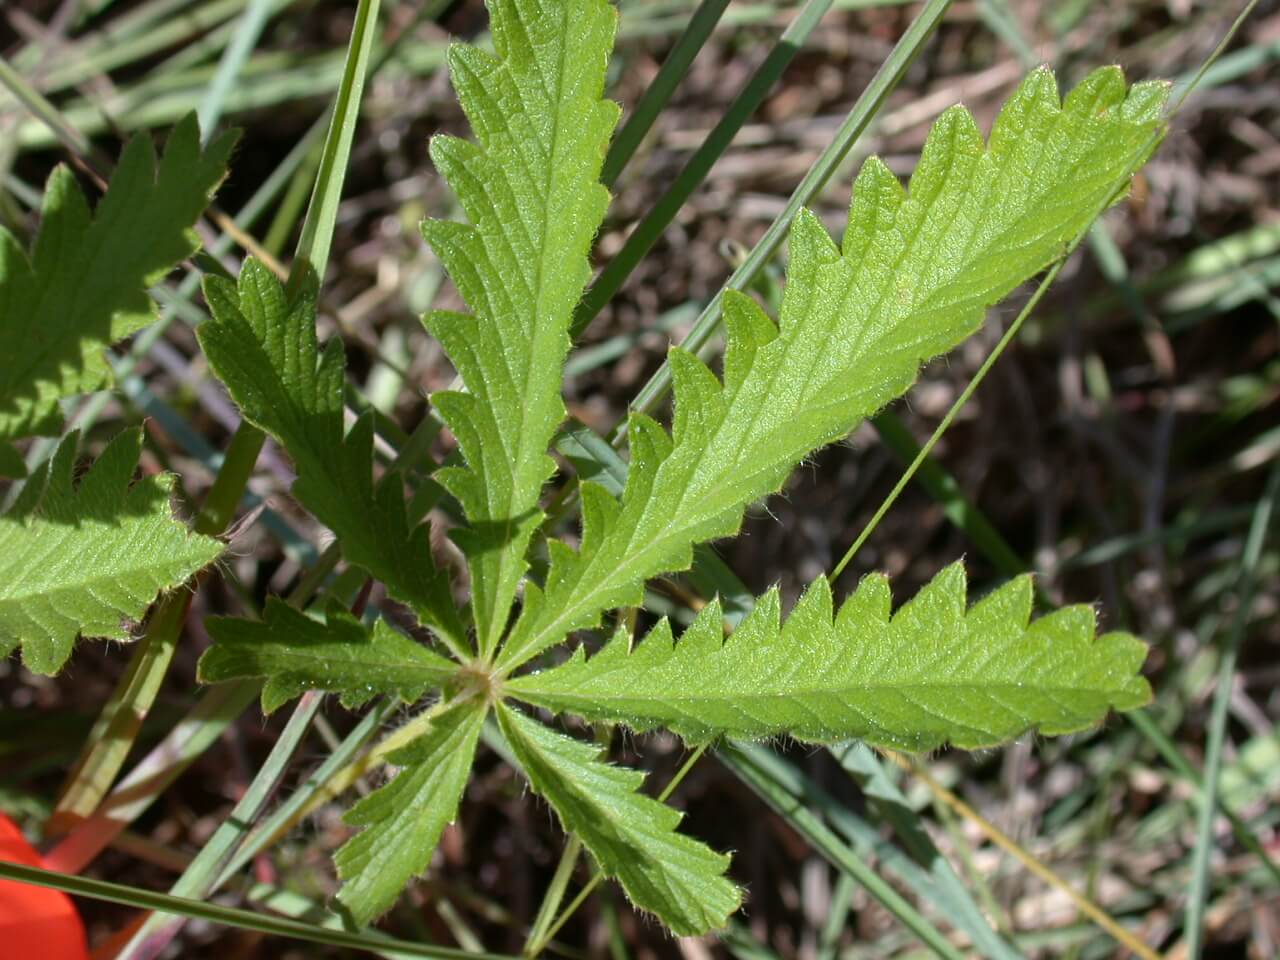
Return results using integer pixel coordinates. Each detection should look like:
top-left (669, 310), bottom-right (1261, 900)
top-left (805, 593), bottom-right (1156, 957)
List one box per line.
top-left (600, 0), bottom-right (731, 187)
top-left (46, 681), bottom-right (261, 873)
top-left (217, 700), bottom-right (397, 884)
top-left (1183, 462), bottom-right (1280, 955)
top-left (115, 691), bottom-right (326, 959)
top-left (571, 0), bottom-right (834, 338)
top-left (831, 742), bottom-right (1021, 959)
top-left (0, 861), bottom-right (519, 960)
top-left (196, 0), bottom-right (276, 140)
top-left (718, 742), bottom-right (965, 959)
top-left (1128, 709), bottom-right (1280, 887)
top-left (622, 0), bottom-right (953, 420)
top-left (292, 0), bottom-right (381, 287)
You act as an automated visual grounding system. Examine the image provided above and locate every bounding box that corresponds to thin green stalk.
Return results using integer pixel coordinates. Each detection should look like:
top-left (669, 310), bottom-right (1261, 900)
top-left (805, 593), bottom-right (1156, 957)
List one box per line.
top-left (620, 0), bottom-right (953, 422)
top-left (524, 837), bottom-right (583, 955)
top-left (871, 412), bottom-right (1029, 580)
top-left (1184, 462), bottom-right (1280, 956)
top-left (599, 0), bottom-right (731, 188)
top-left (828, 255), bottom-right (1068, 581)
top-left (0, 861), bottom-right (519, 960)
top-left (572, 0), bottom-right (835, 338)
top-left (1169, 0), bottom-right (1265, 113)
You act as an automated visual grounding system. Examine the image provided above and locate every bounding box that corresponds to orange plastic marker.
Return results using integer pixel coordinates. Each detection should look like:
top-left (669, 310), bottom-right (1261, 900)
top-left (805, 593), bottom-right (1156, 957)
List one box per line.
top-left (0, 813), bottom-right (89, 960)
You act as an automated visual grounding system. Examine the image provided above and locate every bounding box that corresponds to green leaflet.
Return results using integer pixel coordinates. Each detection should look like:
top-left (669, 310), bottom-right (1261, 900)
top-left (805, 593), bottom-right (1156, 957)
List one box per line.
top-left (0, 429), bottom-right (223, 675)
top-left (335, 697), bottom-right (486, 926)
top-left (496, 703), bottom-right (741, 936)
top-left (200, 599), bottom-right (460, 714)
top-left (509, 562), bottom-right (1151, 750)
top-left (199, 259), bottom-right (463, 650)
top-left (0, 114), bottom-right (235, 447)
top-left (496, 66), bottom-right (1168, 672)
top-left (423, 0), bottom-right (620, 654)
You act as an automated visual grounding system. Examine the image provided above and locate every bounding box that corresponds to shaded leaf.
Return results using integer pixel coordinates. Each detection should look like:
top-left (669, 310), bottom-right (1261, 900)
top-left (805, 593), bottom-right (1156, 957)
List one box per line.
top-left (199, 260), bottom-right (463, 647)
top-left (0, 114), bottom-right (235, 442)
top-left (0, 429), bottom-right (223, 674)
top-left (200, 599), bottom-right (459, 713)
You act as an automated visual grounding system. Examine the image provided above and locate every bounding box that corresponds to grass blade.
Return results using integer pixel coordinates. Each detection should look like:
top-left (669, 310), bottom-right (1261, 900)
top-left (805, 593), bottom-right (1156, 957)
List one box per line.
top-left (718, 742), bottom-right (965, 959)
top-left (1183, 462), bottom-right (1280, 955)
top-left (116, 692), bottom-right (326, 959)
top-left (196, 0), bottom-right (277, 139)
top-left (572, 0), bottom-right (835, 338)
top-left (600, 0), bottom-right (732, 187)
top-left (0, 861), bottom-right (518, 960)
top-left (621, 0), bottom-right (953, 420)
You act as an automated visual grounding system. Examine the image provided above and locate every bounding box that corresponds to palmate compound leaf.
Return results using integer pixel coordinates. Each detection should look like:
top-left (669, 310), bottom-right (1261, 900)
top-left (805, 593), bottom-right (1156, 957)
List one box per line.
top-left (0, 428), bottom-right (223, 675)
top-left (508, 562), bottom-right (1152, 751)
top-left (199, 599), bottom-right (460, 714)
top-left (423, 0), bottom-right (620, 654)
top-left (335, 697), bottom-right (486, 926)
top-left (0, 114), bottom-right (235, 461)
top-left (199, 260), bottom-right (464, 650)
top-left (496, 65), bottom-right (1169, 673)
top-left (496, 702), bottom-right (741, 936)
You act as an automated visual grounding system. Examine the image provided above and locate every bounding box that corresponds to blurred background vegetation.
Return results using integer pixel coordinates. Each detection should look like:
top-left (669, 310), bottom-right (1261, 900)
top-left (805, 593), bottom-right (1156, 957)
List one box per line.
top-left (1, 0), bottom-right (1277, 957)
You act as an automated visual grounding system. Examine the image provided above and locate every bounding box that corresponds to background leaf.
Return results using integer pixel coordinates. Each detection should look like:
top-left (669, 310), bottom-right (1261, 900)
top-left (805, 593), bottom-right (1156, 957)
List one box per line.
top-left (200, 599), bottom-right (460, 713)
top-left (0, 113), bottom-right (235, 443)
top-left (0, 428), bottom-right (223, 675)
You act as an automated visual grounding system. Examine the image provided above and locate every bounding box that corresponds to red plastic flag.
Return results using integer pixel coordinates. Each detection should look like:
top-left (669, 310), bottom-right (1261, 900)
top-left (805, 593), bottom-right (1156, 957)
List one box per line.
top-left (0, 813), bottom-right (89, 960)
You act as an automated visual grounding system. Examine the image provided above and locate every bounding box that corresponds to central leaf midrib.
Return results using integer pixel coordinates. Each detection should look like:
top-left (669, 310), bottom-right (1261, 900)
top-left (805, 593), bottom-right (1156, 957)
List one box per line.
top-left (520, 680), bottom-right (1128, 702)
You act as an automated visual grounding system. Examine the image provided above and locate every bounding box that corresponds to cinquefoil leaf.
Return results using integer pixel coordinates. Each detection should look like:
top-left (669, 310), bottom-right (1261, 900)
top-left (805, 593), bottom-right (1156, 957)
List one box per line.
top-left (497, 702), bottom-right (741, 936)
top-left (0, 114), bottom-right (235, 445)
top-left (199, 259), bottom-right (463, 649)
top-left (200, 598), bottom-right (459, 714)
top-left (423, 0), bottom-right (620, 653)
top-left (510, 562), bottom-right (1151, 750)
top-left (497, 66), bottom-right (1167, 672)
top-left (335, 697), bottom-right (486, 926)
top-left (0, 428), bottom-right (223, 675)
